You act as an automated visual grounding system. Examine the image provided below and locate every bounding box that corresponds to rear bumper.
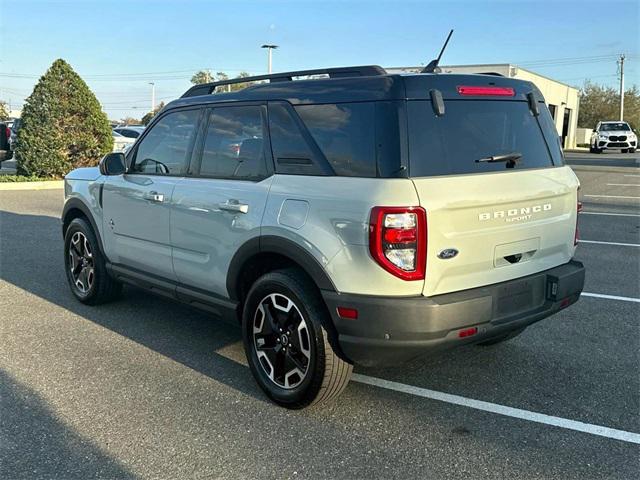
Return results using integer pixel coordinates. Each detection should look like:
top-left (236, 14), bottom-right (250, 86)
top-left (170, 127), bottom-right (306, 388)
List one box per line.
top-left (323, 260), bottom-right (585, 367)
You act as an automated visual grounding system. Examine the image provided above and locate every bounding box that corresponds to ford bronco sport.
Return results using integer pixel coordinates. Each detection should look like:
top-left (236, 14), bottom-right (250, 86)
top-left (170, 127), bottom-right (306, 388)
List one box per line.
top-left (62, 66), bottom-right (585, 408)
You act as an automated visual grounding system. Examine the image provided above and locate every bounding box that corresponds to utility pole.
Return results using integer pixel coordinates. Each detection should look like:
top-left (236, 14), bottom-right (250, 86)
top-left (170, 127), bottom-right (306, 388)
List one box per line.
top-left (149, 82), bottom-right (155, 113)
top-left (618, 54), bottom-right (625, 121)
top-left (261, 44), bottom-right (278, 74)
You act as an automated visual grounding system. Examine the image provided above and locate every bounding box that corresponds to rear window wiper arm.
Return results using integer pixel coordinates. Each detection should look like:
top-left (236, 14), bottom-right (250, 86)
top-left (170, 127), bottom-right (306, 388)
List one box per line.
top-left (475, 152), bottom-right (522, 164)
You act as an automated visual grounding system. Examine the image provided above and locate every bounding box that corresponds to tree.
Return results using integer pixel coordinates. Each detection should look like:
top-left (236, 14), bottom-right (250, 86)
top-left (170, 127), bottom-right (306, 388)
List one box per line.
top-left (141, 101), bottom-right (165, 126)
top-left (191, 70), bottom-right (214, 85)
top-left (120, 116), bottom-right (141, 126)
top-left (578, 81), bottom-right (639, 131)
top-left (0, 101), bottom-right (9, 121)
top-left (16, 59), bottom-right (113, 177)
top-left (190, 70), bottom-right (253, 92)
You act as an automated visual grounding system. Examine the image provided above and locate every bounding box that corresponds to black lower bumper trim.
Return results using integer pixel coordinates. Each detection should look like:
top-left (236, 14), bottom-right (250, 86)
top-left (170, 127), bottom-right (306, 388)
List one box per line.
top-left (323, 260), bottom-right (585, 367)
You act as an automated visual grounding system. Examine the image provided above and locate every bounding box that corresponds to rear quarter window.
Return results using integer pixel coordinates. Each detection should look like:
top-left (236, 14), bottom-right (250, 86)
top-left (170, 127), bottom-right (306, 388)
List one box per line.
top-left (408, 100), bottom-right (559, 177)
top-left (295, 102), bottom-right (376, 177)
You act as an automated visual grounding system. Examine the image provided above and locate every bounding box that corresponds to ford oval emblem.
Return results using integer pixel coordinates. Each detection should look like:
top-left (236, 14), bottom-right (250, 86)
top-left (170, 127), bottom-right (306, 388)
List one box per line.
top-left (438, 248), bottom-right (459, 260)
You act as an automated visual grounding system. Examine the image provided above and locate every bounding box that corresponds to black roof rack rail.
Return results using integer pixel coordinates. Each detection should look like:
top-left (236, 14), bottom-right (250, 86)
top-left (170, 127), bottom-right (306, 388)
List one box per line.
top-left (180, 65), bottom-right (387, 98)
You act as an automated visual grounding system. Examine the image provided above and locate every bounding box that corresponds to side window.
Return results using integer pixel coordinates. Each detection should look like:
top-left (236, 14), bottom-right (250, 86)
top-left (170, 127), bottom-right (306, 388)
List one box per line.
top-left (119, 129), bottom-right (137, 138)
top-left (131, 109), bottom-right (199, 175)
top-left (268, 103), bottom-right (327, 176)
top-left (198, 106), bottom-right (267, 180)
top-left (295, 102), bottom-right (376, 177)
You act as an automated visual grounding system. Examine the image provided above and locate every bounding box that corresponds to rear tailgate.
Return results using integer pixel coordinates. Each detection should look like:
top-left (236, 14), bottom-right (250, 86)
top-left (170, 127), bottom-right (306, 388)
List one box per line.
top-left (406, 84), bottom-right (579, 297)
top-left (412, 167), bottom-right (578, 296)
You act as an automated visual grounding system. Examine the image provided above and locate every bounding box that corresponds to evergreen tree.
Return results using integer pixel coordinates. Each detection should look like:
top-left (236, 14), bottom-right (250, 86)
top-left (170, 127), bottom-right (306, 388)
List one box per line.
top-left (16, 59), bottom-right (113, 177)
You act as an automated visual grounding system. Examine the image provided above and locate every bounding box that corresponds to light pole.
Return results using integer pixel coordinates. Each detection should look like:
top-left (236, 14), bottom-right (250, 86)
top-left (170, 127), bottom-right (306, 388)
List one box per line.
top-left (618, 54), bottom-right (625, 121)
top-left (261, 44), bottom-right (278, 74)
top-left (149, 82), bottom-right (155, 113)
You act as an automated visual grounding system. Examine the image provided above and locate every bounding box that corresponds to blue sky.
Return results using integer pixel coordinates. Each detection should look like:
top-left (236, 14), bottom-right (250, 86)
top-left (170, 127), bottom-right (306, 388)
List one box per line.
top-left (1, 0), bottom-right (638, 120)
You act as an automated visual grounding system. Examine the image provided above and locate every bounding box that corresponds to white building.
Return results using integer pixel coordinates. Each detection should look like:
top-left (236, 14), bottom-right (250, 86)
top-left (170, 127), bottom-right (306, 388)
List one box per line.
top-left (388, 64), bottom-right (580, 149)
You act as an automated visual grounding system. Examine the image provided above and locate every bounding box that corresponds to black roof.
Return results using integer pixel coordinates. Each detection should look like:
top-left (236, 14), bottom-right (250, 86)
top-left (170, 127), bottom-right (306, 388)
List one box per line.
top-left (166, 65), bottom-right (544, 111)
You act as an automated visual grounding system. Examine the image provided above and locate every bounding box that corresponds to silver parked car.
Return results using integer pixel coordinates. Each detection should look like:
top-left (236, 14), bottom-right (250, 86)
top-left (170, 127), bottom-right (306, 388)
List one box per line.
top-left (61, 66), bottom-right (585, 408)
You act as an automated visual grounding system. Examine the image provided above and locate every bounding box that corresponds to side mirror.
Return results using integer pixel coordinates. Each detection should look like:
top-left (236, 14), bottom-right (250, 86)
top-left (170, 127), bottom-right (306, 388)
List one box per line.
top-left (99, 152), bottom-right (126, 176)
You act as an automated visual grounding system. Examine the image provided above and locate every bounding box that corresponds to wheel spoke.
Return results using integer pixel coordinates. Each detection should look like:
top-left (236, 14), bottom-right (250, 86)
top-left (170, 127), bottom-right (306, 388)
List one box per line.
top-left (69, 249), bottom-right (81, 272)
top-left (285, 350), bottom-right (306, 372)
top-left (273, 348), bottom-right (286, 384)
top-left (263, 304), bottom-right (280, 335)
top-left (86, 267), bottom-right (94, 289)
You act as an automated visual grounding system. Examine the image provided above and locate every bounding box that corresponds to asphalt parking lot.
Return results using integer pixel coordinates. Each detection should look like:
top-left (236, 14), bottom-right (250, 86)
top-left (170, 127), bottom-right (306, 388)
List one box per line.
top-left (1, 164), bottom-right (639, 479)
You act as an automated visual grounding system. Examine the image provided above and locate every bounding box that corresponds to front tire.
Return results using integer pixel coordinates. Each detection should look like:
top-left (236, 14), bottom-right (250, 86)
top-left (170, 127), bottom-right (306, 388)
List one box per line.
top-left (242, 269), bottom-right (352, 409)
top-left (64, 217), bottom-right (121, 305)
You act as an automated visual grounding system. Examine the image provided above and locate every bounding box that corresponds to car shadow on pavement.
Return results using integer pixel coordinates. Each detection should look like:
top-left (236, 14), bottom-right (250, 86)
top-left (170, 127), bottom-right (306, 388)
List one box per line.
top-left (0, 368), bottom-right (136, 479)
top-left (0, 210), bottom-right (265, 404)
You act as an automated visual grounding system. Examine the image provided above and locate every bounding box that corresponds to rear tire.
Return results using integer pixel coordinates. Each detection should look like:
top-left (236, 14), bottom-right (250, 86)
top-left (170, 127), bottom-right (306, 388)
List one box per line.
top-left (64, 218), bottom-right (122, 305)
top-left (476, 327), bottom-right (526, 346)
top-left (630, 148), bottom-right (636, 153)
top-left (242, 269), bottom-right (352, 409)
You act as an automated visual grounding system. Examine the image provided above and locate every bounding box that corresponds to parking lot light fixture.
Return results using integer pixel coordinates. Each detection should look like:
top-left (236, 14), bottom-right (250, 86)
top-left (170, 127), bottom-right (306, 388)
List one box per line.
top-left (261, 44), bottom-right (278, 74)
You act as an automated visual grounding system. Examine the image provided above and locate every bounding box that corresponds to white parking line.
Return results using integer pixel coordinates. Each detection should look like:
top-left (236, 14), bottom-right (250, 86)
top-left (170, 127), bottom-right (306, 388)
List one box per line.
top-left (606, 183), bottom-right (640, 187)
top-left (579, 239), bottom-right (640, 247)
top-left (582, 292), bottom-right (640, 303)
top-left (583, 195), bottom-right (640, 200)
top-left (624, 174), bottom-right (640, 178)
top-left (581, 211), bottom-right (640, 217)
top-left (352, 374), bottom-right (640, 445)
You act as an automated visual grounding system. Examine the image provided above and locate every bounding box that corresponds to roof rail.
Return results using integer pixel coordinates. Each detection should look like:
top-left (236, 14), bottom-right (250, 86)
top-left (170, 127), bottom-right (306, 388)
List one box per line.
top-left (180, 65), bottom-right (387, 98)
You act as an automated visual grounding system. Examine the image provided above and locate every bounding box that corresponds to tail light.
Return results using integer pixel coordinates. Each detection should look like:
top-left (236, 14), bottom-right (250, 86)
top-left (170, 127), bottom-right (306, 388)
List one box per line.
top-left (574, 197), bottom-right (582, 246)
top-left (5, 128), bottom-right (10, 139)
top-left (369, 206), bottom-right (427, 280)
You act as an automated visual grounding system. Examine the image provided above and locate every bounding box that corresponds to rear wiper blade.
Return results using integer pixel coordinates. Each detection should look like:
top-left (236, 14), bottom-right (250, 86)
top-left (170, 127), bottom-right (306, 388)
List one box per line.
top-left (475, 152), bottom-right (522, 163)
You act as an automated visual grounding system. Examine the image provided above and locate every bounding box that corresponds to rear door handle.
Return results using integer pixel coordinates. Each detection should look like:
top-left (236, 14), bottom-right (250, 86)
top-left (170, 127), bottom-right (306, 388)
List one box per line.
top-left (144, 191), bottom-right (165, 203)
top-left (219, 200), bottom-right (249, 214)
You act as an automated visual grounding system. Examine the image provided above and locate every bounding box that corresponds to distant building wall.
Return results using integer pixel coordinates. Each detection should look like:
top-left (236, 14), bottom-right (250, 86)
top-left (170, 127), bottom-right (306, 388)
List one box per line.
top-left (387, 64), bottom-right (580, 149)
top-left (576, 128), bottom-right (593, 145)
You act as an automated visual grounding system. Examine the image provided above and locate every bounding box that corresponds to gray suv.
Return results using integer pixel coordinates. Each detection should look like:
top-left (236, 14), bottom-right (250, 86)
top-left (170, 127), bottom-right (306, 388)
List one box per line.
top-left (62, 66), bottom-right (585, 408)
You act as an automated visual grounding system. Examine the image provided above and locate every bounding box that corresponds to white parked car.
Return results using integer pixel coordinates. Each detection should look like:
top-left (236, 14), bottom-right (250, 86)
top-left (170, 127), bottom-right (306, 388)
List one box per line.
top-left (113, 126), bottom-right (145, 139)
top-left (590, 121), bottom-right (637, 153)
top-left (112, 131), bottom-right (135, 152)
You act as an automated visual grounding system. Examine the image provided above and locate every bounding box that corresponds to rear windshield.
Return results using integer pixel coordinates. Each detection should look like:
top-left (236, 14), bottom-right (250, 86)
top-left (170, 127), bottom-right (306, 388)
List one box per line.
top-left (408, 100), bottom-right (563, 177)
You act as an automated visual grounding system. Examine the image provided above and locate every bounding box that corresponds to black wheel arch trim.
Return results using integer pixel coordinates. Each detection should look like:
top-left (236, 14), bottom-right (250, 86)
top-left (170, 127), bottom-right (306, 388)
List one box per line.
top-left (226, 235), bottom-right (337, 301)
top-left (61, 198), bottom-right (107, 258)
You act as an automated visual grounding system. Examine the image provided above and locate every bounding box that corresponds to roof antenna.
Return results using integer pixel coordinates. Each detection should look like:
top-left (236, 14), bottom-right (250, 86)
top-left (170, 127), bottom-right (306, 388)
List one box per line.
top-left (421, 29), bottom-right (454, 73)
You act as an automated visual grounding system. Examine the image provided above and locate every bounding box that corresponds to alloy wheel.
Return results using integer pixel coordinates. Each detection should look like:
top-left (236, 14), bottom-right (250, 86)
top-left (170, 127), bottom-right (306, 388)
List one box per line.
top-left (252, 293), bottom-right (311, 389)
top-left (68, 232), bottom-right (94, 293)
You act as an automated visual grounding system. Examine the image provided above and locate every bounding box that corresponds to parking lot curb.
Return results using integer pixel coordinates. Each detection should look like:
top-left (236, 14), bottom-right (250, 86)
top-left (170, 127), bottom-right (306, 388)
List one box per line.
top-left (0, 180), bottom-right (64, 191)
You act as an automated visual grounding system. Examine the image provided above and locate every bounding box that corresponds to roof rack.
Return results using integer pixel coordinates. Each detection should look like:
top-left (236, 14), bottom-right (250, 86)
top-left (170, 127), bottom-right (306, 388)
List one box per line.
top-left (180, 65), bottom-right (387, 98)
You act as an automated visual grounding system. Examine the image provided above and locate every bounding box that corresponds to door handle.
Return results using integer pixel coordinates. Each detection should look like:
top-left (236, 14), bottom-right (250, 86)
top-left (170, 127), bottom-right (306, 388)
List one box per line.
top-left (144, 191), bottom-right (164, 203)
top-left (219, 200), bottom-right (249, 214)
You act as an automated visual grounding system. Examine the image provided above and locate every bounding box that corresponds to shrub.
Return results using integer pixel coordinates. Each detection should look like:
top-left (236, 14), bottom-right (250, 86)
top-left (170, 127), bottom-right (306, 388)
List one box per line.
top-left (0, 175), bottom-right (53, 182)
top-left (16, 59), bottom-right (113, 177)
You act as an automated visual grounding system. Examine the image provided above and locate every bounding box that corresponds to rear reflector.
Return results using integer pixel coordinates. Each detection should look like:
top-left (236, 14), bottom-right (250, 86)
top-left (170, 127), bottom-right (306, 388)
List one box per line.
top-left (458, 327), bottom-right (478, 338)
top-left (457, 86), bottom-right (515, 97)
top-left (337, 307), bottom-right (358, 320)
